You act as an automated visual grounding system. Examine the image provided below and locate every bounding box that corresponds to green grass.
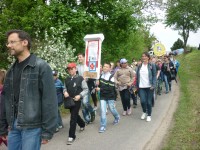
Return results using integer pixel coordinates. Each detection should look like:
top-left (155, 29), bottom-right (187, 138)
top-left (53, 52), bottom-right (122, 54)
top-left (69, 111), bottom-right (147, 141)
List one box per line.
top-left (162, 50), bottom-right (200, 150)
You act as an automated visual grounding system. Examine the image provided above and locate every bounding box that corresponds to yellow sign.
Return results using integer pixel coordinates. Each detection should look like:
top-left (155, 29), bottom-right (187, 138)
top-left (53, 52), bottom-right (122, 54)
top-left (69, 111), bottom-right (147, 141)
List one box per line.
top-left (153, 43), bottom-right (166, 56)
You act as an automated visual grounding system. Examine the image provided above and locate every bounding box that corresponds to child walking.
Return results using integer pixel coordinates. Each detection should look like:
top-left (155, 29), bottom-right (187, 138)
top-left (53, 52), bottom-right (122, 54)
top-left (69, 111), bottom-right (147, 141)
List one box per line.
top-left (96, 63), bottom-right (120, 133)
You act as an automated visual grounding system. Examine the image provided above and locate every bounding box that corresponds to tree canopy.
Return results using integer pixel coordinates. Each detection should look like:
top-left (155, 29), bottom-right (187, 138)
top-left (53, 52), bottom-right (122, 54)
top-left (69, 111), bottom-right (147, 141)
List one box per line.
top-left (165, 0), bottom-right (200, 51)
top-left (0, 0), bottom-right (158, 72)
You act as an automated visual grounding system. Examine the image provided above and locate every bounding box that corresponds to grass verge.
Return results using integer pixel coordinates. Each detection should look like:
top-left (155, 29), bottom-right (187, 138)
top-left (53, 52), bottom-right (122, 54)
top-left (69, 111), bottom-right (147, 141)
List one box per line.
top-left (162, 50), bottom-right (200, 149)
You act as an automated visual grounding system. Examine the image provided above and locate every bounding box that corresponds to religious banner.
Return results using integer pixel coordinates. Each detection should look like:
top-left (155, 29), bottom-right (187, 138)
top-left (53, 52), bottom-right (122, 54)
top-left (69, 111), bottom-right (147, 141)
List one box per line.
top-left (153, 43), bottom-right (166, 56)
top-left (83, 34), bottom-right (104, 79)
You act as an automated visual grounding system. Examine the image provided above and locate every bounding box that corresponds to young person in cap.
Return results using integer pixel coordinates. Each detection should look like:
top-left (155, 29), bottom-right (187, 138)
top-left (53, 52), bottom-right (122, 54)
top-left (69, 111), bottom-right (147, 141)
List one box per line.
top-left (64, 62), bottom-right (88, 145)
top-left (114, 58), bottom-right (134, 116)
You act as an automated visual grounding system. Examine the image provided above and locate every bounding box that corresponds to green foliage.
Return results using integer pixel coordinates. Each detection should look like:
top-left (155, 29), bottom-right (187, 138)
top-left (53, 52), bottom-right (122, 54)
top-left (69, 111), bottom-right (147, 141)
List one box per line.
top-left (0, 52), bottom-right (9, 69)
top-left (0, 0), bottom-right (158, 69)
top-left (165, 0), bottom-right (200, 50)
top-left (35, 27), bottom-right (76, 78)
top-left (171, 38), bottom-right (184, 50)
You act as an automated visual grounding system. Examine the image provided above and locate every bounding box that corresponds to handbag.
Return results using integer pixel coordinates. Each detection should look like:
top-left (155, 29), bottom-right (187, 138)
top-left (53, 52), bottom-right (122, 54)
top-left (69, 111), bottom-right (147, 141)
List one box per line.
top-left (63, 97), bottom-right (75, 109)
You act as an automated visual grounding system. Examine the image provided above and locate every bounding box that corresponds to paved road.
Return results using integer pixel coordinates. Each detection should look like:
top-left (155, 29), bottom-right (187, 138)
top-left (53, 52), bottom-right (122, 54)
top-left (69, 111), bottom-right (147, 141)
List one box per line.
top-left (40, 82), bottom-right (179, 150)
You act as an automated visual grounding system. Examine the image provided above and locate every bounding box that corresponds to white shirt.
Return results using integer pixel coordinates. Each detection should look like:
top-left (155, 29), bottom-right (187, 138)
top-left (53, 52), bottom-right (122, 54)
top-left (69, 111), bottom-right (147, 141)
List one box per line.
top-left (139, 64), bottom-right (151, 88)
top-left (77, 64), bottom-right (84, 76)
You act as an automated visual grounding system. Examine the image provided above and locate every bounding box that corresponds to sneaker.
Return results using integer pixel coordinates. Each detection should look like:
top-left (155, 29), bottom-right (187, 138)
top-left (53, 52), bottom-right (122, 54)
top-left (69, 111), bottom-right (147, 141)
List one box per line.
top-left (58, 125), bottom-right (64, 129)
top-left (99, 126), bottom-right (106, 133)
top-left (141, 113), bottom-right (146, 120)
top-left (113, 117), bottom-right (120, 125)
top-left (90, 111), bottom-right (95, 122)
top-left (80, 127), bottom-right (85, 132)
top-left (127, 108), bottom-right (132, 115)
top-left (122, 111), bottom-right (127, 116)
top-left (93, 106), bottom-right (98, 111)
top-left (55, 128), bottom-right (59, 133)
top-left (146, 116), bottom-right (151, 122)
top-left (67, 137), bottom-right (75, 145)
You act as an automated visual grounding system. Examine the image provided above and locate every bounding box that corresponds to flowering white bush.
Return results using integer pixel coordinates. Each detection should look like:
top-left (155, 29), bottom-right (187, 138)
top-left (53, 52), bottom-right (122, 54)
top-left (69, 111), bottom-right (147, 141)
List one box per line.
top-left (35, 27), bottom-right (76, 78)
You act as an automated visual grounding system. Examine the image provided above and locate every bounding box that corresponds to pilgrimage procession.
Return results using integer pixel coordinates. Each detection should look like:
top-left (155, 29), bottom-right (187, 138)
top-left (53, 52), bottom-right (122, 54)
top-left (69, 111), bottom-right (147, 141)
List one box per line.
top-left (0, 1), bottom-right (200, 150)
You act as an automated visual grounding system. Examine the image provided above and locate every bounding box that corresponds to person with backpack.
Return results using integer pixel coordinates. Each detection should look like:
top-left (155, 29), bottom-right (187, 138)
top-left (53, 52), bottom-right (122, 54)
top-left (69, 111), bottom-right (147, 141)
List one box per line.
top-left (64, 62), bottom-right (88, 145)
top-left (96, 63), bottom-right (120, 133)
top-left (136, 52), bottom-right (157, 122)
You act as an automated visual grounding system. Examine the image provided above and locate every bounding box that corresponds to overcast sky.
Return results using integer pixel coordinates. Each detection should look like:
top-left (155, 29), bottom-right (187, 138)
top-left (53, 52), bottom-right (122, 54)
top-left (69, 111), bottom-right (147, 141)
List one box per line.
top-left (150, 22), bottom-right (200, 51)
top-left (149, 4), bottom-right (200, 52)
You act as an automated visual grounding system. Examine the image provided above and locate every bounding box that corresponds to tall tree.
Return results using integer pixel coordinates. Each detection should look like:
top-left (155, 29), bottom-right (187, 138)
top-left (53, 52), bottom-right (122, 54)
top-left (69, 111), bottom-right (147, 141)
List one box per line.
top-left (165, 0), bottom-right (200, 51)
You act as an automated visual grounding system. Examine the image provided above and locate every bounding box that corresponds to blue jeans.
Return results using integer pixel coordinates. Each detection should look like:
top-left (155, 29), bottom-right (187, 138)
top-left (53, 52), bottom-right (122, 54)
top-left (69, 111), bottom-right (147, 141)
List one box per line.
top-left (100, 100), bottom-right (120, 128)
top-left (81, 94), bottom-right (94, 123)
top-left (57, 102), bottom-right (63, 127)
top-left (163, 74), bottom-right (171, 92)
top-left (8, 119), bottom-right (42, 150)
top-left (139, 88), bottom-right (153, 116)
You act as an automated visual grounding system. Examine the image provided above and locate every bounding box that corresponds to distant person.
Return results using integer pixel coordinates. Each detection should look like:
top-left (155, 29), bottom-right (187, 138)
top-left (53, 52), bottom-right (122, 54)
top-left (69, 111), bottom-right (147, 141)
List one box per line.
top-left (53, 70), bottom-right (64, 132)
top-left (171, 56), bottom-right (180, 77)
top-left (161, 55), bottom-right (175, 93)
top-left (96, 62), bottom-right (120, 133)
top-left (64, 63), bottom-right (88, 145)
top-left (0, 69), bottom-right (7, 147)
top-left (0, 29), bottom-right (57, 150)
top-left (198, 44), bottom-right (200, 50)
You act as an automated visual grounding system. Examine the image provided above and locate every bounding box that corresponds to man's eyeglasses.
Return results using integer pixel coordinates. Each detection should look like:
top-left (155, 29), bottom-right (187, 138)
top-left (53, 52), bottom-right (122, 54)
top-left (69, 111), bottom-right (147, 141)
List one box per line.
top-left (6, 40), bottom-right (22, 46)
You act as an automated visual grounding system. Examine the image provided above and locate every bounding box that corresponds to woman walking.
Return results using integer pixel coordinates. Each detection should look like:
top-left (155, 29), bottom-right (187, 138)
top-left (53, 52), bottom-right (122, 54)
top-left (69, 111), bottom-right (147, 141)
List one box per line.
top-left (136, 52), bottom-right (156, 122)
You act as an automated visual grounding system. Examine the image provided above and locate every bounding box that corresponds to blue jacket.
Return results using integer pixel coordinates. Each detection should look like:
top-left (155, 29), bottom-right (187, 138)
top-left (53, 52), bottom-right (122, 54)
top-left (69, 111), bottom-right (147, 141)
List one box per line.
top-left (0, 54), bottom-right (57, 140)
top-left (136, 63), bottom-right (157, 89)
top-left (54, 78), bottom-right (64, 104)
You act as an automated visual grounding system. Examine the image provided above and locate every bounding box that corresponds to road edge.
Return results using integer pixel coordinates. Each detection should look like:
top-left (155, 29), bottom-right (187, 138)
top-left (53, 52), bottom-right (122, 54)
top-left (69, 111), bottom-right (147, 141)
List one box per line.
top-left (143, 82), bottom-right (180, 150)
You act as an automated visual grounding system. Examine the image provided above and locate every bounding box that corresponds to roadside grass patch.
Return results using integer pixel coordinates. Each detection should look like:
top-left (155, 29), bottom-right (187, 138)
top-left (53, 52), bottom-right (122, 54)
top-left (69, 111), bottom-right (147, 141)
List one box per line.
top-left (162, 50), bottom-right (200, 149)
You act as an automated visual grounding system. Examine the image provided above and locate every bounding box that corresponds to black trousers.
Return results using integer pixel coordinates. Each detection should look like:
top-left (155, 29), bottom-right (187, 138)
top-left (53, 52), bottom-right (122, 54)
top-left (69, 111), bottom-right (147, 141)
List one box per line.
top-left (119, 89), bottom-right (131, 111)
top-left (87, 79), bottom-right (98, 107)
top-left (69, 101), bottom-right (85, 139)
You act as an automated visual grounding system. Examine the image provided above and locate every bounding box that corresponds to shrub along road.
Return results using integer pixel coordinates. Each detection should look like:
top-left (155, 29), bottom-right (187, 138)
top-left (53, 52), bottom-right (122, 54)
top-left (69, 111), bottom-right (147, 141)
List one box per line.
top-left (41, 82), bottom-right (179, 150)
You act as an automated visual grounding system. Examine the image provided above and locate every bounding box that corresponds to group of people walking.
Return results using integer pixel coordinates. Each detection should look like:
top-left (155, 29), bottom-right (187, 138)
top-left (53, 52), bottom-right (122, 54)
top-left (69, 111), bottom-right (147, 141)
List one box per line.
top-left (0, 29), bottom-right (180, 149)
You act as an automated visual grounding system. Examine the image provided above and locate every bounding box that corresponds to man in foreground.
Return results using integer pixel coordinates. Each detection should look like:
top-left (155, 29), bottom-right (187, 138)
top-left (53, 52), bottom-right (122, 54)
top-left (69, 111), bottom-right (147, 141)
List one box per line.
top-left (0, 29), bottom-right (57, 150)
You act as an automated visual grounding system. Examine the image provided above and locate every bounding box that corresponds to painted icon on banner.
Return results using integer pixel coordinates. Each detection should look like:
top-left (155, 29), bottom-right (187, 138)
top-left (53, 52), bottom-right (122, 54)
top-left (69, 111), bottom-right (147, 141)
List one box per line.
top-left (89, 62), bottom-right (96, 72)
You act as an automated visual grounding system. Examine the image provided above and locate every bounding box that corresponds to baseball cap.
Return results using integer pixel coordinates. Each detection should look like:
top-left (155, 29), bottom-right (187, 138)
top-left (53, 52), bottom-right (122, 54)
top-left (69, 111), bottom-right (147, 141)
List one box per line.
top-left (120, 58), bottom-right (128, 64)
top-left (67, 62), bottom-right (76, 69)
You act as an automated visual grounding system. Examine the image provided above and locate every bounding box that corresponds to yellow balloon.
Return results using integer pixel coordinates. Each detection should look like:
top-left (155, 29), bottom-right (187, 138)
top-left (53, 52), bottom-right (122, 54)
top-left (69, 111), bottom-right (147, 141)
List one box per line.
top-left (153, 43), bottom-right (166, 56)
